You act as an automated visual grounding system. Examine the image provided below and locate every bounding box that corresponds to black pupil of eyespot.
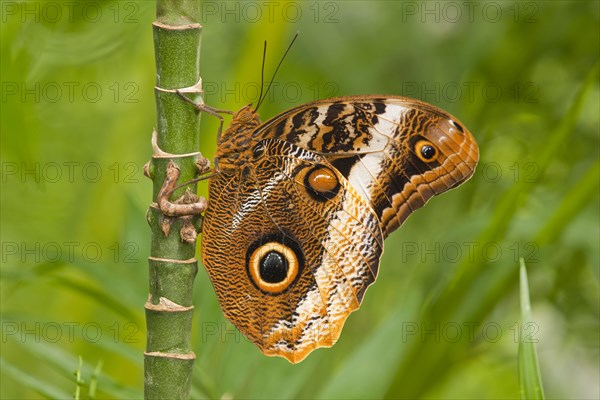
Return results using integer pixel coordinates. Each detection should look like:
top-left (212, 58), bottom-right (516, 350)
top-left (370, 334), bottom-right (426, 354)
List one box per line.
top-left (259, 251), bottom-right (288, 283)
top-left (421, 145), bottom-right (436, 159)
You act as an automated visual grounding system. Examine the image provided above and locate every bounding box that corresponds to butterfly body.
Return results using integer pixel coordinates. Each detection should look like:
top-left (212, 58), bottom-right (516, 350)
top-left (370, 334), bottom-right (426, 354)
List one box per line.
top-left (201, 95), bottom-right (479, 363)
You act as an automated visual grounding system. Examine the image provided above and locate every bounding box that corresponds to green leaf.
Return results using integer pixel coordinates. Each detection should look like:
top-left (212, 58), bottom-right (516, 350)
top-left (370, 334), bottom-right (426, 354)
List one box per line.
top-left (518, 259), bottom-right (545, 400)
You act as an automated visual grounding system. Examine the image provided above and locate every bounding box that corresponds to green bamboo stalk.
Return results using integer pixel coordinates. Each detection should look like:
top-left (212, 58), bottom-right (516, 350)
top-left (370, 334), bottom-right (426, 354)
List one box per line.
top-left (144, 1), bottom-right (204, 399)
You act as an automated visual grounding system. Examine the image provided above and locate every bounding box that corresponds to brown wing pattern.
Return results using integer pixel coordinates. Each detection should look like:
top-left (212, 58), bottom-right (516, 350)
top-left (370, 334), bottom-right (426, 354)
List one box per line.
top-left (201, 95), bottom-right (478, 363)
top-left (255, 95), bottom-right (479, 236)
top-left (202, 139), bottom-right (383, 363)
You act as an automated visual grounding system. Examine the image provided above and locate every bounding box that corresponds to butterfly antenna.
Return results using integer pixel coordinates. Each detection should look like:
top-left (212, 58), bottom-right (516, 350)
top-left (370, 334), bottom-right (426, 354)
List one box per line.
top-left (255, 32), bottom-right (299, 112)
top-left (256, 41), bottom-right (267, 109)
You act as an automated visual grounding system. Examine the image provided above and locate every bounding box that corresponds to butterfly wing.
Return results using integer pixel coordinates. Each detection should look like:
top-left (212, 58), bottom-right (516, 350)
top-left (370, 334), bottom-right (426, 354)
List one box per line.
top-left (202, 138), bottom-right (383, 363)
top-left (254, 95), bottom-right (479, 236)
top-left (202, 95), bottom-right (478, 362)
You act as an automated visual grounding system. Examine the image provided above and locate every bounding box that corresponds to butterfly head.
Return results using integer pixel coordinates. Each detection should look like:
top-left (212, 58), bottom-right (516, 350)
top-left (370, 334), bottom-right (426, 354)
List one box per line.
top-left (222, 105), bottom-right (261, 140)
top-left (215, 105), bottom-right (263, 171)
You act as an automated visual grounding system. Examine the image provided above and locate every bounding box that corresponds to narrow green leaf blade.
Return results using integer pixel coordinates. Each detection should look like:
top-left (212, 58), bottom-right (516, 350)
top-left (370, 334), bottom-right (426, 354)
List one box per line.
top-left (518, 259), bottom-right (545, 400)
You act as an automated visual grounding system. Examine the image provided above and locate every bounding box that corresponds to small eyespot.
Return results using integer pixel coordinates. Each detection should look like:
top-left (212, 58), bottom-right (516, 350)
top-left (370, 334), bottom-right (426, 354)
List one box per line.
top-left (303, 165), bottom-right (340, 201)
top-left (248, 242), bottom-right (299, 294)
top-left (449, 119), bottom-right (464, 133)
top-left (415, 140), bottom-right (438, 162)
top-left (421, 145), bottom-right (436, 159)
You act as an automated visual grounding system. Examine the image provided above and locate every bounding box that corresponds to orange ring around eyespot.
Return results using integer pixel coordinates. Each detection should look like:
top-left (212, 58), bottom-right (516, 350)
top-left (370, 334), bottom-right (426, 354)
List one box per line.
top-left (415, 140), bottom-right (438, 162)
top-left (248, 242), bottom-right (299, 294)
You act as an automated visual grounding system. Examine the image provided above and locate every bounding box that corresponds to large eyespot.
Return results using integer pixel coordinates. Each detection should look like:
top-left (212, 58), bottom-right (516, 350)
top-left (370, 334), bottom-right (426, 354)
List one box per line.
top-left (415, 140), bottom-right (438, 162)
top-left (248, 241), bottom-right (300, 294)
top-left (303, 165), bottom-right (340, 201)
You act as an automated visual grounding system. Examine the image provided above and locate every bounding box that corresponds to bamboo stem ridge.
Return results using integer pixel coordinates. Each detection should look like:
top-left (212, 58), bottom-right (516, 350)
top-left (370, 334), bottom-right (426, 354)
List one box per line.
top-left (144, 2), bottom-right (204, 399)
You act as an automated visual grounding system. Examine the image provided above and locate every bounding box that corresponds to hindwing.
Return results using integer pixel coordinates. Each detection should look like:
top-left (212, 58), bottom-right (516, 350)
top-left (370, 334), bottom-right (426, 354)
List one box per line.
top-left (202, 138), bottom-right (383, 363)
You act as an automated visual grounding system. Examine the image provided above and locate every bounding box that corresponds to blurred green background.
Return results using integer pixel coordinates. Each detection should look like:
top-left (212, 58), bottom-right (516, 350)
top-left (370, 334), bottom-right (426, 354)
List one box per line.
top-left (1, 1), bottom-right (598, 399)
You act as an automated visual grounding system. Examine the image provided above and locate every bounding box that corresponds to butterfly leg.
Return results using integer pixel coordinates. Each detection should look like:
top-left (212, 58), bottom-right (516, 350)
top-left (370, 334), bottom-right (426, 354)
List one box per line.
top-left (144, 126), bottom-right (208, 242)
top-left (156, 160), bottom-right (208, 218)
top-left (176, 90), bottom-right (234, 140)
top-left (145, 129), bottom-right (213, 204)
top-left (154, 160), bottom-right (207, 242)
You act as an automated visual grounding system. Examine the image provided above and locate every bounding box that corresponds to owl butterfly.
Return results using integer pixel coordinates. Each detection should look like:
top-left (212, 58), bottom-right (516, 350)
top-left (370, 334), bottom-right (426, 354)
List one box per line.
top-left (200, 92), bottom-right (479, 363)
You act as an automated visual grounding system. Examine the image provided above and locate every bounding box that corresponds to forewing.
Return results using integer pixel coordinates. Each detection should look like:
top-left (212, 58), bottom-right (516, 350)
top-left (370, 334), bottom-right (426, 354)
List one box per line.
top-left (255, 95), bottom-right (479, 236)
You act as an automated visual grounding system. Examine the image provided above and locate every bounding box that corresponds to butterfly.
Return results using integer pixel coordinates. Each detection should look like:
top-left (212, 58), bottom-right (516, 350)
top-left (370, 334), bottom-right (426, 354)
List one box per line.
top-left (200, 94), bottom-right (479, 363)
